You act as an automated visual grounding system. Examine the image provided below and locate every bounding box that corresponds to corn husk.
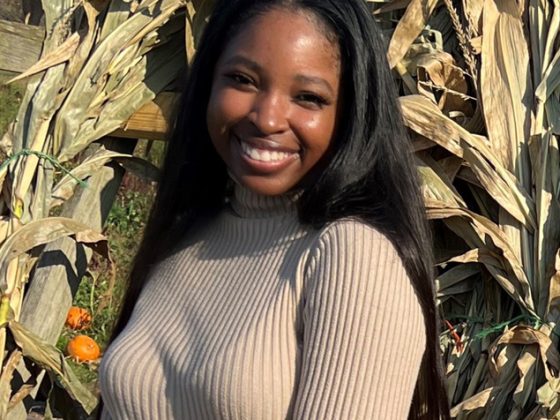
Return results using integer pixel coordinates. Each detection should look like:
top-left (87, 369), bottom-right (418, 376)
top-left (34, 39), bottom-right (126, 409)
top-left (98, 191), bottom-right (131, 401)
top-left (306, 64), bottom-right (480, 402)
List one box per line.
top-left (0, 0), bottom-right (213, 415)
top-left (377, 0), bottom-right (560, 417)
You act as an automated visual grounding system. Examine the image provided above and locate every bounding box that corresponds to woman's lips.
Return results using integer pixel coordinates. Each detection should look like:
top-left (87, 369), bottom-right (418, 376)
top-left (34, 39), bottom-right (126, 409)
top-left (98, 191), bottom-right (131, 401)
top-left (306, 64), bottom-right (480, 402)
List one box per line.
top-left (233, 135), bottom-right (299, 172)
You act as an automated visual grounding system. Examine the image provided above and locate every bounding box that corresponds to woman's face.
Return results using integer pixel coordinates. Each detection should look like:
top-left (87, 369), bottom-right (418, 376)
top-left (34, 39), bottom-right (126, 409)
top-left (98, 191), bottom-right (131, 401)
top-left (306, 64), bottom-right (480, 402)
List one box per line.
top-left (207, 8), bottom-right (341, 196)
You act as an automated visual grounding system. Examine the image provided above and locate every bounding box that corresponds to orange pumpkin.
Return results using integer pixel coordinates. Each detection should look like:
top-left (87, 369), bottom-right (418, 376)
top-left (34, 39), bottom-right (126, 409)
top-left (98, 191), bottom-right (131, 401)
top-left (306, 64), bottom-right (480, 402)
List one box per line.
top-left (67, 335), bottom-right (101, 362)
top-left (66, 306), bottom-right (92, 330)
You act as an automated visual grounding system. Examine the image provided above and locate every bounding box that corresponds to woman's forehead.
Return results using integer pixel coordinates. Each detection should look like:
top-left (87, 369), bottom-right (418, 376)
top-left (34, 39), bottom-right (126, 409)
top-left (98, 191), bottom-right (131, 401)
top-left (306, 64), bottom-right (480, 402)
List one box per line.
top-left (218, 8), bottom-right (340, 72)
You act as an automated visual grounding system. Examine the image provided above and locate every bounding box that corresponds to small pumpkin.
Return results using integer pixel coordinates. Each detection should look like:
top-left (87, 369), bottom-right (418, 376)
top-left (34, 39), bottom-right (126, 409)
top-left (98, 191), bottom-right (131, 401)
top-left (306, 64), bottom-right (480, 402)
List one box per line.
top-left (67, 335), bottom-right (101, 362)
top-left (66, 306), bottom-right (92, 330)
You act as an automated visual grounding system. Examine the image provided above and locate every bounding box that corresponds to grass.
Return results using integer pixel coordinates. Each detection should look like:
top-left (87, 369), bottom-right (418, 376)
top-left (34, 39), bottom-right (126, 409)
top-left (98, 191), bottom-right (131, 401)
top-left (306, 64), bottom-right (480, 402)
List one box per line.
top-left (0, 71), bottom-right (24, 138)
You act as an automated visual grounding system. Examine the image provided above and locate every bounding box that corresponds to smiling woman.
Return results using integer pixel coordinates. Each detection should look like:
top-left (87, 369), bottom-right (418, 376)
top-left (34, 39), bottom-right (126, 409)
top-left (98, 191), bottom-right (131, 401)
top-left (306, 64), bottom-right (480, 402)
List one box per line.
top-left (206, 9), bottom-right (340, 196)
top-left (99, 1), bottom-right (450, 419)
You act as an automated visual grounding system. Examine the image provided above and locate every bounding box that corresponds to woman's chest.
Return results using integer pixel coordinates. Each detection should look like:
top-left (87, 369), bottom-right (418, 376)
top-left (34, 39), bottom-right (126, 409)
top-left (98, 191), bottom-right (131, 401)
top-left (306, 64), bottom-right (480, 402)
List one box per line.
top-left (101, 240), bottom-right (310, 419)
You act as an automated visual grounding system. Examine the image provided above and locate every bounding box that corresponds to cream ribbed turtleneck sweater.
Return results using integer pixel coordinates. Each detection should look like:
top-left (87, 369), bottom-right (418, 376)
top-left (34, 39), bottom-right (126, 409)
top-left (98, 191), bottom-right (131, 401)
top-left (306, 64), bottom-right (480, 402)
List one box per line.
top-left (99, 185), bottom-right (426, 419)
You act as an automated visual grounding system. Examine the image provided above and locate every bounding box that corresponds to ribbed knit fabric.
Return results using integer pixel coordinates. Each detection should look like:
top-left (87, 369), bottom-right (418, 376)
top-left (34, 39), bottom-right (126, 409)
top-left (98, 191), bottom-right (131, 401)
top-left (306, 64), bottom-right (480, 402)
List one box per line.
top-left (99, 184), bottom-right (426, 419)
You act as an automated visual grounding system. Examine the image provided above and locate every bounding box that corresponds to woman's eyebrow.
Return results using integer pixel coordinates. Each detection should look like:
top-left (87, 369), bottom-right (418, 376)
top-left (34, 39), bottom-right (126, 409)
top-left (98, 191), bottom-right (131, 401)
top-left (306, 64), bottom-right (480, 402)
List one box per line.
top-left (222, 55), bottom-right (261, 72)
top-left (294, 74), bottom-right (335, 97)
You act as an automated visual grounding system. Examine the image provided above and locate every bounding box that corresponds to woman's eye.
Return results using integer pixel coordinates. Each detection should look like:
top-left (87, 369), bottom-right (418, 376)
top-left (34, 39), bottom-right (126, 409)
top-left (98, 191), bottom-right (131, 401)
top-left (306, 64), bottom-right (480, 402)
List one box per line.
top-left (226, 73), bottom-right (254, 86)
top-left (296, 93), bottom-right (329, 109)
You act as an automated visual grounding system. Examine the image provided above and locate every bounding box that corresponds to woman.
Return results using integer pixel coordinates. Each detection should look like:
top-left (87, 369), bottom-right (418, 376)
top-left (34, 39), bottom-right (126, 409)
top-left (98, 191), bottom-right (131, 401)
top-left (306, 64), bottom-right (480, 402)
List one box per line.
top-left (99, 0), bottom-right (450, 418)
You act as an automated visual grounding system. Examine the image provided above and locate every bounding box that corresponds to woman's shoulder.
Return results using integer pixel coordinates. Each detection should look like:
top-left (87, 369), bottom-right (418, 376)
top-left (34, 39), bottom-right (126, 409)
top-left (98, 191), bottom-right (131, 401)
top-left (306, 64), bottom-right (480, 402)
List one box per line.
top-left (306, 217), bottom-right (418, 304)
top-left (303, 217), bottom-right (426, 340)
top-left (312, 217), bottom-right (398, 257)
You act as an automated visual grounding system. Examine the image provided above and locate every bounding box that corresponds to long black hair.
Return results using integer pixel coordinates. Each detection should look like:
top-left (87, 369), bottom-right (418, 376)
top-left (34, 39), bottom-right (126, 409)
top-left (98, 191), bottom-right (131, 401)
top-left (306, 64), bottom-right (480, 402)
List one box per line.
top-left (110, 0), bottom-right (450, 418)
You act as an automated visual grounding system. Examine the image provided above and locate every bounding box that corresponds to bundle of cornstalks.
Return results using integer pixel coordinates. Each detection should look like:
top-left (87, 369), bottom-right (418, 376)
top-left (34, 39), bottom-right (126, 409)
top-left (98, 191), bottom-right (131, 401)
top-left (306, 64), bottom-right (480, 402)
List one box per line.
top-left (0, 0), bottom-right (202, 417)
top-left (0, 0), bottom-right (558, 418)
top-left (386, 0), bottom-right (560, 418)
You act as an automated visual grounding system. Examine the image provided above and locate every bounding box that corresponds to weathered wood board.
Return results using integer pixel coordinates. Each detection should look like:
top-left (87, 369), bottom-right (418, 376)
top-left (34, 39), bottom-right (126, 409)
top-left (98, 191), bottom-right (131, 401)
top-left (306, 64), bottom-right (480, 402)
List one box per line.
top-left (0, 19), bottom-right (43, 74)
top-left (20, 139), bottom-right (134, 344)
top-left (113, 91), bottom-right (179, 141)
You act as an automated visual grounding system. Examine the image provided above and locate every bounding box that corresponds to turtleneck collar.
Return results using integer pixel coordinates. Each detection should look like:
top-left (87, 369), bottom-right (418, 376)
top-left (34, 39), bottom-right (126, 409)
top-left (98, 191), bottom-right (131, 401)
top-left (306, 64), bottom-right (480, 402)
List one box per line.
top-left (229, 182), bottom-right (300, 219)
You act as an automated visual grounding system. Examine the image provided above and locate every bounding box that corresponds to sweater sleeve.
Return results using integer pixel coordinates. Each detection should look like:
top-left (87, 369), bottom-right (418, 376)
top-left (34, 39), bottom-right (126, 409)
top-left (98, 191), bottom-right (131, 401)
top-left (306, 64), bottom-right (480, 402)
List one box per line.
top-left (293, 220), bottom-right (426, 419)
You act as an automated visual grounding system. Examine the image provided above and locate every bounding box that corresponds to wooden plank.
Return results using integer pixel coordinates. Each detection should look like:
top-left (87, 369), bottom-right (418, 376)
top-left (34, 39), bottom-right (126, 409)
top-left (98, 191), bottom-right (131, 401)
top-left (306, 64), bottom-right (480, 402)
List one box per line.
top-left (0, 19), bottom-right (43, 74)
top-left (113, 91), bottom-right (179, 141)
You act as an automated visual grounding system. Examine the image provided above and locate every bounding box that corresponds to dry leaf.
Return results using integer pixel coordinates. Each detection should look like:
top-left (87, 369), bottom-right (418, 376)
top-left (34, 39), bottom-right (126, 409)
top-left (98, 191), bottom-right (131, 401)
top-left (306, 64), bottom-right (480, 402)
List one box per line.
top-left (387, 0), bottom-right (439, 68)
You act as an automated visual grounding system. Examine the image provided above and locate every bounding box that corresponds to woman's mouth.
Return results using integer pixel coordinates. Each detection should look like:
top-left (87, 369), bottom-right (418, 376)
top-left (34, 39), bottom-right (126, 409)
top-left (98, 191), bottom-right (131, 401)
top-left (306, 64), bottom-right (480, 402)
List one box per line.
top-left (234, 136), bottom-right (299, 172)
top-left (240, 141), bottom-right (295, 163)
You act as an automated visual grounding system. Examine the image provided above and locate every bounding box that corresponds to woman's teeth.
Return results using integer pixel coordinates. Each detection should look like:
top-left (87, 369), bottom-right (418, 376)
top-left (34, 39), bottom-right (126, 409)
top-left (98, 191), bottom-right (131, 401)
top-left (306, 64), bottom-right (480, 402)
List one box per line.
top-left (240, 141), bottom-right (293, 162)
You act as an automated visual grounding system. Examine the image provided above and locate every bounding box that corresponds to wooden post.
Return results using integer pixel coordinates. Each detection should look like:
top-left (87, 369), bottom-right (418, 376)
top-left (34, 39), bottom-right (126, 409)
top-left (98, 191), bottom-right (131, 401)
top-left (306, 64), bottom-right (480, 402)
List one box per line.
top-left (20, 138), bottom-right (136, 342)
top-left (112, 92), bottom-right (178, 141)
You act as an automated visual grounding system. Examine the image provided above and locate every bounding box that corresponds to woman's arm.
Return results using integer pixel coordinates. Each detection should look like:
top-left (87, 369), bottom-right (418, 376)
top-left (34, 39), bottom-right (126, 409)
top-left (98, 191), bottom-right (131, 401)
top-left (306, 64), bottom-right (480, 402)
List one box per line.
top-left (293, 220), bottom-right (426, 419)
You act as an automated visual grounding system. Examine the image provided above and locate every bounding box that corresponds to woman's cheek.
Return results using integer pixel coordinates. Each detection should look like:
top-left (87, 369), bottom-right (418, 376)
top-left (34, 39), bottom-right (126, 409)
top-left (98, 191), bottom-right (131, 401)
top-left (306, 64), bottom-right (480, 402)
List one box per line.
top-left (208, 92), bottom-right (235, 137)
top-left (223, 90), bottom-right (254, 122)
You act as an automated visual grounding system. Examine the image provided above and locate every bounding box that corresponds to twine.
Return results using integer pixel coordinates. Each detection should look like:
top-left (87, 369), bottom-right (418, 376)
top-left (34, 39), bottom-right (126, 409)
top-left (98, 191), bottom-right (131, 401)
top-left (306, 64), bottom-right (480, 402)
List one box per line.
top-left (444, 313), bottom-right (556, 340)
top-left (0, 149), bottom-right (88, 188)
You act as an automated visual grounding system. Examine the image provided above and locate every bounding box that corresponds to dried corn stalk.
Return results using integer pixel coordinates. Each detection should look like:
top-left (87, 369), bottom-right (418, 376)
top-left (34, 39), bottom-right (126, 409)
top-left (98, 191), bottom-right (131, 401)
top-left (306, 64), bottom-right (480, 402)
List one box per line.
top-left (0, 0), bottom-right (212, 416)
top-left (378, 0), bottom-right (560, 417)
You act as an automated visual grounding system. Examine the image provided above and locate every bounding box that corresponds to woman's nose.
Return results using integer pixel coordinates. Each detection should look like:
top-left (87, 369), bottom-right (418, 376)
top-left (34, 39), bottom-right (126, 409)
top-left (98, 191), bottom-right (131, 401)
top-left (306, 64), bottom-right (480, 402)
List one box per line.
top-left (248, 91), bottom-right (289, 135)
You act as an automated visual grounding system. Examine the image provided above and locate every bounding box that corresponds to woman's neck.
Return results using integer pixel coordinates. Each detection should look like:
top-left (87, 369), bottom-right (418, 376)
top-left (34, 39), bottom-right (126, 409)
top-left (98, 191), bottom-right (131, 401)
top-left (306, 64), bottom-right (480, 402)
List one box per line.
top-left (229, 182), bottom-right (300, 219)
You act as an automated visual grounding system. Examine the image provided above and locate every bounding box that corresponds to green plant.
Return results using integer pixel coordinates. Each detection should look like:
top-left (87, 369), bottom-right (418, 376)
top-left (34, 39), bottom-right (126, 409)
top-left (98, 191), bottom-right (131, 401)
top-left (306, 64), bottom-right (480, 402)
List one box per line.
top-left (0, 71), bottom-right (24, 159)
top-left (107, 191), bottom-right (146, 235)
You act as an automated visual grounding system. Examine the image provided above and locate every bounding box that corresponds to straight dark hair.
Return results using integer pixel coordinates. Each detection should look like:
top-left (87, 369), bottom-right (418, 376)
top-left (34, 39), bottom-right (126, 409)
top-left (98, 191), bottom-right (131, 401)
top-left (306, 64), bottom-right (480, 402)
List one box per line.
top-left (108, 0), bottom-right (450, 418)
